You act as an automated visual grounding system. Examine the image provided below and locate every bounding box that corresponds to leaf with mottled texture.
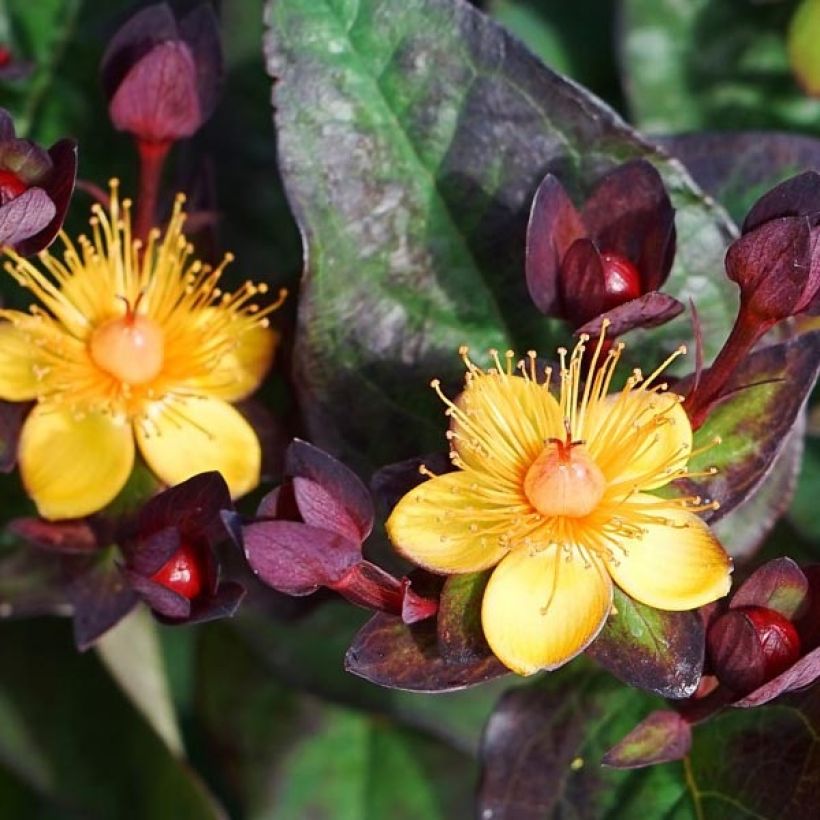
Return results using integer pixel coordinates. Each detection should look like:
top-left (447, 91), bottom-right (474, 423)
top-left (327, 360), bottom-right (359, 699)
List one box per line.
top-left (586, 588), bottom-right (704, 699)
top-left (266, 0), bottom-right (736, 470)
top-left (602, 710), bottom-right (691, 769)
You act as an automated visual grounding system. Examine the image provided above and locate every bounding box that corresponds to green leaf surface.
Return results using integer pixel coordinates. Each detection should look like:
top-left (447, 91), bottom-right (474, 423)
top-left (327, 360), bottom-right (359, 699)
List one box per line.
top-left (197, 620), bottom-right (476, 820)
top-left (266, 0), bottom-right (737, 470)
top-left (96, 607), bottom-right (184, 757)
top-left (0, 618), bottom-right (224, 820)
top-left (687, 686), bottom-right (820, 817)
top-left (586, 588), bottom-right (704, 699)
top-left (620, 0), bottom-right (820, 134)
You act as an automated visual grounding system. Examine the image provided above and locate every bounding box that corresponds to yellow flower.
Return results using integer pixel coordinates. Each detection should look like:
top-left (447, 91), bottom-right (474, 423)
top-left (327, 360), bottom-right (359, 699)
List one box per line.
top-left (0, 182), bottom-right (284, 520)
top-left (386, 331), bottom-right (732, 675)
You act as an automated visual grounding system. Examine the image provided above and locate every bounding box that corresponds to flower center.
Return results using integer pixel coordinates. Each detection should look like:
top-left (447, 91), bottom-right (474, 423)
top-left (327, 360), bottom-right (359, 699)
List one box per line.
top-left (523, 431), bottom-right (606, 518)
top-left (89, 312), bottom-right (165, 385)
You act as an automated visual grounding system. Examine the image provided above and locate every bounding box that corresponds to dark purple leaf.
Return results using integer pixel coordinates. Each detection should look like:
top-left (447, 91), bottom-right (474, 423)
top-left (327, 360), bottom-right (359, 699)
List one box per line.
top-left (285, 439), bottom-right (374, 541)
top-left (735, 646), bottom-right (820, 707)
top-left (524, 173), bottom-right (584, 315)
top-left (100, 2), bottom-right (178, 98)
top-left (602, 710), bottom-right (691, 769)
top-left (436, 570), bottom-right (491, 664)
top-left (182, 581), bottom-right (245, 625)
top-left (178, 3), bottom-right (223, 119)
top-left (8, 517), bottom-right (98, 554)
top-left (67, 550), bottom-right (138, 651)
top-left (586, 588), bottom-right (704, 698)
top-left (124, 569), bottom-right (191, 620)
top-left (16, 138), bottom-right (78, 257)
top-left (137, 471), bottom-right (232, 545)
top-left (345, 611), bottom-right (507, 692)
top-left (742, 170), bottom-right (820, 234)
top-left (370, 451), bottom-right (452, 514)
top-left (730, 558), bottom-right (809, 619)
top-left (256, 481), bottom-right (300, 520)
top-left (243, 520), bottom-right (361, 595)
top-left (125, 525), bottom-right (181, 575)
top-left (109, 41), bottom-right (202, 142)
top-left (576, 291), bottom-right (684, 338)
top-left (0, 187), bottom-right (55, 247)
top-left (292, 476), bottom-right (363, 543)
top-left (559, 237), bottom-right (606, 325)
top-left (581, 159), bottom-right (676, 292)
top-left (0, 400), bottom-right (31, 472)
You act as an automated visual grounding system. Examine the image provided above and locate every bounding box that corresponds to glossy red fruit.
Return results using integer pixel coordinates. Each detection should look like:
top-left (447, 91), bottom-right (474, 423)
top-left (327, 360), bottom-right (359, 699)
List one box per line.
top-left (600, 252), bottom-right (642, 309)
top-left (150, 542), bottom-right (203, 600)
top-left (0, 168), bottom-right (28, 204)
top-left (708, 605), bottom-right (801, 693)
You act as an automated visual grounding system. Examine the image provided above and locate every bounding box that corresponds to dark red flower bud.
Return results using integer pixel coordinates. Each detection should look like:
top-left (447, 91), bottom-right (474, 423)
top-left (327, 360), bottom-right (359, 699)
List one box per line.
top-left (526, 159), bottom-right (680, 335)
top-left (100, 3), bottom-right (223, 144)
top-left (0, 108), bottom-right (77, 254)
top-left (708, 605), bottom-right (801, 694)
top-left (150, 541), bottom-right (203, 600)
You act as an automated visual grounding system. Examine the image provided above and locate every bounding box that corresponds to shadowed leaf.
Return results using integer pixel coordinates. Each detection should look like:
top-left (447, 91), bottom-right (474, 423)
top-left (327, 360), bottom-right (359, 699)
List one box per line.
top-left (345, 612), bottom-right (507, 693)
top-left (436, 570), bottom-right (491, 663)
top-left (730, 557), bottom-right (809, 619)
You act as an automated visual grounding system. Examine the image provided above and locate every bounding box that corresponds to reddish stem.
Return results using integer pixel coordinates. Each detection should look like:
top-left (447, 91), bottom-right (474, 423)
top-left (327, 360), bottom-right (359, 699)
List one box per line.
top-left (134, 139), bottom-right (171, 243)
top-left (683, 306), bottom-right (774, 430)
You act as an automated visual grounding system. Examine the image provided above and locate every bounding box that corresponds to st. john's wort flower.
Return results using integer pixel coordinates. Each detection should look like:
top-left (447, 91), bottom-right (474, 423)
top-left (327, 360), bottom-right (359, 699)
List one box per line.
top-left (0, 181), bottom-right (284, 519)
top-left (386, 327), bottom-right (733, 675)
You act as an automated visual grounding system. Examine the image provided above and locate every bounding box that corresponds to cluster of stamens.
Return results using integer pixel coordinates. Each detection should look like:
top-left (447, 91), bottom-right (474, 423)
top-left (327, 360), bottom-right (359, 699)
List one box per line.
top-left (419, 323), bottom-right (720, 568)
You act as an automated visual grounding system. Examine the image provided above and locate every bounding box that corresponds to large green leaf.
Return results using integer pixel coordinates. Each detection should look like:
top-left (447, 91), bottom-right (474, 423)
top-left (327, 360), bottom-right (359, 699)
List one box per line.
top-left (620, 0), bottom-right (820, 134)
top-left (266, 0), bottom-right (737, 470)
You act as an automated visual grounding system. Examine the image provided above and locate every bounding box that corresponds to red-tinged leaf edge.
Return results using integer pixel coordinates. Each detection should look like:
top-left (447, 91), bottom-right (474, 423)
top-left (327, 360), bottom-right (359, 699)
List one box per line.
top-left (7, 517), bottom-right (98, 554)
top-left (602, 710), bottom-right (692, 769)
top-left (730, 557), bottom-right (809, 619)
top-left (345, 611), bottom-right (508, 693)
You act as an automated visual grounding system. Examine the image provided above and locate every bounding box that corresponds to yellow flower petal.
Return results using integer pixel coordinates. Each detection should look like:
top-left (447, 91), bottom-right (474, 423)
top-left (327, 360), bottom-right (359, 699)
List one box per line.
top-left (185, 311), bottom-right (278, 401)
top-left (482, 546), bottom-right (613, 675)
top-left (136, 395), bottom-right (260, 499)
top-left (19, 405), bottom-right (134, 519)
top-left (587, 391), bottom-right (692, 490)
top-left (606, 494), bottom-right (732, 610)
top-left (452, 369), bottom-right (563, 479)
top-left (0, 320), bottom-right (40, 401)
top-left (386, 471), bottom-right (518, 573)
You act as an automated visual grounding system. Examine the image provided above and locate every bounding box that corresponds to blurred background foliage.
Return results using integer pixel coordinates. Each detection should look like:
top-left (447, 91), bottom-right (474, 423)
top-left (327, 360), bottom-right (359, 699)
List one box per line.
top-left (1, 0), bottom-right (819, 817)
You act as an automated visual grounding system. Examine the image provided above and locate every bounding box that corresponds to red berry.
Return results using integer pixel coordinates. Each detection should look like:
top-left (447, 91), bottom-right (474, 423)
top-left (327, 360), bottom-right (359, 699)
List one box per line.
top-left (0, 169), bottom-right (28, 205)
top-left (708, 605), bottom-right (801, 694)
top-left (740, 605), bottom-right (801, 680)
top-left (150, 542), bottom-right (203, 600)
top-left (0, 47), bottom-right (11, 67)
top-left (600, 252), bottom-right (642, 309)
